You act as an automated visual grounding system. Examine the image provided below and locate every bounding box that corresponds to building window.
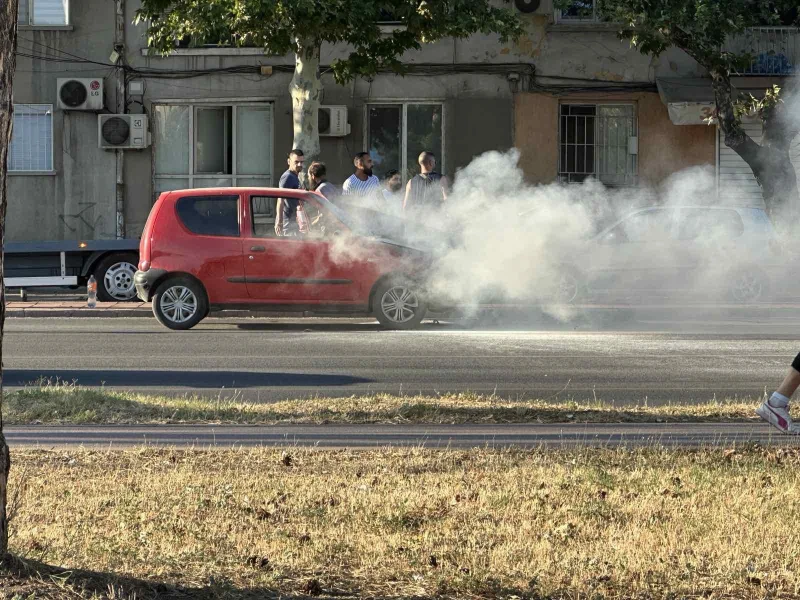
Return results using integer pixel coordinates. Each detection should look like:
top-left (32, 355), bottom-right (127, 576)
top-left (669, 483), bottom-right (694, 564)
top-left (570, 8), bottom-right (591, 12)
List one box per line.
top-left (18, 0), bottom-right (70, 25)
top-left (152, 102), bottom-right (273, 195)
top-left (556, 0), bottom-right (598, 23)
top-left (559, 104), bottom-right (638, 186)
top-left (8, 104), bottom-right (53, 172)
top-left (366, 103), bottom-right (444, 181)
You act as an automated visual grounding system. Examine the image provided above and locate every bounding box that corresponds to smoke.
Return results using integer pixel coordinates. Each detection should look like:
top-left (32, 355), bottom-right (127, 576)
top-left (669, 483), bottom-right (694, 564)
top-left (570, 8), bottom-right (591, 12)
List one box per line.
top-left (312, 144), bottom-right (793, 326)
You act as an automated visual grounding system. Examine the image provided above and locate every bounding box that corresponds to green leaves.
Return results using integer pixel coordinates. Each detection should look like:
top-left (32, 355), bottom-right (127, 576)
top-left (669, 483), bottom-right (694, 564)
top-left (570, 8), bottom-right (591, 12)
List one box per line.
top-left (136, 0), bottom-right (524, 84)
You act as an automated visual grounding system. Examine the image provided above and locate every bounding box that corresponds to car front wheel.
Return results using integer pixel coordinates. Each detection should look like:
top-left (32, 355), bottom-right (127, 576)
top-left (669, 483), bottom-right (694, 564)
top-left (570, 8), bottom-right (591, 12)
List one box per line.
top-left (373, 279), bottom-right (428, 330)
top-left (152, 276), bottom-right (208, 330)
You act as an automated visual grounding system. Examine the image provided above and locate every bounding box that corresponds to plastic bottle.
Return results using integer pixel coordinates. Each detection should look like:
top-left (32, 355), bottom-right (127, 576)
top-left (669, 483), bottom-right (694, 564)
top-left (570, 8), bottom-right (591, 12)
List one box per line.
top-left (87, 275), bottom-right (97, 308)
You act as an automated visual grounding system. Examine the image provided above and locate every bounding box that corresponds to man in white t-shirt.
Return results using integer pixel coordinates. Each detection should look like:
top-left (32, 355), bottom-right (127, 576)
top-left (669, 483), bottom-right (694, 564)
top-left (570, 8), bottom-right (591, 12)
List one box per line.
top-left (342, 152), bottom-right (380, 202)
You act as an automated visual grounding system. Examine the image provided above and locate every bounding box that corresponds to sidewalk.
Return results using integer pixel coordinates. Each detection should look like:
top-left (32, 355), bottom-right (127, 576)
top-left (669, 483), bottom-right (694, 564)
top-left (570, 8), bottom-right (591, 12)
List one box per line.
top-left (7, 301), bottom-right (154, 318)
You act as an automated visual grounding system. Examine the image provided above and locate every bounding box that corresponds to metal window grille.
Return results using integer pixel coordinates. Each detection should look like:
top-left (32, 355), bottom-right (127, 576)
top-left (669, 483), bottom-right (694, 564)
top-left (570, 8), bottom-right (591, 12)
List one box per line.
top-left (558, 104), bottom-right (637, 186)
top-left (8, 104), bottom-right (53, 172)
top-left (725, 27), bottom-right (798, 76)
top-left (557, 0), bottom-right (597, 22)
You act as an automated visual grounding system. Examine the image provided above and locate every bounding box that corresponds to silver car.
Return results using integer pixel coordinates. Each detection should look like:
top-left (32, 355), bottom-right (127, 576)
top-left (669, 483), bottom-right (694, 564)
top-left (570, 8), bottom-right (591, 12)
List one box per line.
top-left (555, 205), bottom-right (783, 304)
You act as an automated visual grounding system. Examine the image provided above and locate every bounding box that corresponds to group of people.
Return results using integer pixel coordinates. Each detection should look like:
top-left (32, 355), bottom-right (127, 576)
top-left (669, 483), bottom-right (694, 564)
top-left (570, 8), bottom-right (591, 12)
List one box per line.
top-left (274, 148), bottom-right (449, 237)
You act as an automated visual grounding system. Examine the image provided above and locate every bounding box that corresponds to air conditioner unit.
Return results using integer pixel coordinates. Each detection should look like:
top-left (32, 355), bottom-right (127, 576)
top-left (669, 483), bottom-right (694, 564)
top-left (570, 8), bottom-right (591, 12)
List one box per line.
top-left (98, 114), bottom-right (150, 150)
top-left (318, 105), bottom-right (350, 137)
top-left (57, 78), bottom-right (104, 111)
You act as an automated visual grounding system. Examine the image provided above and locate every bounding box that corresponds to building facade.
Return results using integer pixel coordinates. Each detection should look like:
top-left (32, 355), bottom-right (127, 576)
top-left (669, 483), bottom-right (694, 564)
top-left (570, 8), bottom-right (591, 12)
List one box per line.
top-left (8, 0), bottom-right (799, 242)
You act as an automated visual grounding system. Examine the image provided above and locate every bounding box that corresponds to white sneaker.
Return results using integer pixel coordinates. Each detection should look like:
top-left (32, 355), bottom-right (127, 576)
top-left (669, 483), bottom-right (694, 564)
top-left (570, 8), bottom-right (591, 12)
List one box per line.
top-left (756, 398), bottom-right (797, 434)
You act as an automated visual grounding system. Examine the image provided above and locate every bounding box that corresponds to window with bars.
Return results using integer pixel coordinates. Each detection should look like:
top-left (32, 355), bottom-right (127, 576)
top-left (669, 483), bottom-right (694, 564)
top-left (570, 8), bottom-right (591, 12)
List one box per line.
top-left (152, 102), bottom-right (273, 196)
top-left (556, 0), bottom-right (598, 22)
top-left (558, 104), bottom-right (638, 186)
top-left (8, 104), bottom-right (53, 172)
top-left (18, 0), bottom-right (69, 25)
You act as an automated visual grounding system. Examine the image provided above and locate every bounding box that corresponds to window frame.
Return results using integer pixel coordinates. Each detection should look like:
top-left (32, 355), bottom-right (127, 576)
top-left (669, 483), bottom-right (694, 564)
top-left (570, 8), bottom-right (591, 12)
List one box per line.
top-left (18, 0), bottom-right (71, 26)
top-left (558, 101), bottom-right (638, 187)
top-left (555, 0), bottom-right (599, 23)
top-left (152, 100), bottom-right (274, 196)
top-left (8, 103), bottom-right (55, 174)
top-left (363, 100), bottom-right (446, 183)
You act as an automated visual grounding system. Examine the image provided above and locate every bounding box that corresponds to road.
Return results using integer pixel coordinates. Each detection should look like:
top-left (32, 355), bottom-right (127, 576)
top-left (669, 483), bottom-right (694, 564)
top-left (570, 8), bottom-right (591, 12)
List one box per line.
top-left (5, 315), bottom-right (800, 404)
top-left (5, 423), bottom-right (800, 449)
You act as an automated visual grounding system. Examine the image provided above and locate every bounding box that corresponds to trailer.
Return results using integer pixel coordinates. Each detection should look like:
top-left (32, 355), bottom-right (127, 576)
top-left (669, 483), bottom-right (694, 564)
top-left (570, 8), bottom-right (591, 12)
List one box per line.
top-left (5, 239), bottom-right (141, 301)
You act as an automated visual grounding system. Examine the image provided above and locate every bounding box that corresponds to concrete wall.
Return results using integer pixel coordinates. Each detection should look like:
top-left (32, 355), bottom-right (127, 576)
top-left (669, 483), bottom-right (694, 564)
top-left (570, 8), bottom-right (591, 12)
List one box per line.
top-left (513, 91), bottom-right (716, 188)
top-left (8, 0), bottom-right (706, 242)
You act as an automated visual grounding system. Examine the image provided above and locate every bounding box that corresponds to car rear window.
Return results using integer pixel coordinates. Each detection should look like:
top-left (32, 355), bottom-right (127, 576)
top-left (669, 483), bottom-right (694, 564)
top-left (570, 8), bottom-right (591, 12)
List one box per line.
top-left (176, 195), bottom-right (240, 237)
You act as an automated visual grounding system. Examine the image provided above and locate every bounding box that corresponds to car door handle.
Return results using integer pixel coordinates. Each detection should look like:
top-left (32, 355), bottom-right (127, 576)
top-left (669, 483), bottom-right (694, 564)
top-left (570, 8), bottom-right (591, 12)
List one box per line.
top-left (250, 246), bottom-right (266, 252)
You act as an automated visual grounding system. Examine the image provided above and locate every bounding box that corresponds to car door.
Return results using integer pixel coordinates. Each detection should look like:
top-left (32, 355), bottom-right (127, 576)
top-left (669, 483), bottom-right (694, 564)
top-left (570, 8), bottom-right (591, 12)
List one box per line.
top-left (172, 193), bottom-right (247, 304)
top-left (241, 193), bottom-right (360, 303)
top-left (589, 208), bottom-right (678, 296)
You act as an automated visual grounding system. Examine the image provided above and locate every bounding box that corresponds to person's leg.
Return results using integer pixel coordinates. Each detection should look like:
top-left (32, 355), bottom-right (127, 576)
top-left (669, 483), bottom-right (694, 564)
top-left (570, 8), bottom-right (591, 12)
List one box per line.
top-left (757, 353), bottom-right (800, 434)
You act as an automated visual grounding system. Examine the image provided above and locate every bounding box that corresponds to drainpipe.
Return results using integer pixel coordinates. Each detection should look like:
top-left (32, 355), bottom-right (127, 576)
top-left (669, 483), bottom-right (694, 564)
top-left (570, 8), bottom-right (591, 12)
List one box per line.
top-left (114, 0), bottom-right (126, 239)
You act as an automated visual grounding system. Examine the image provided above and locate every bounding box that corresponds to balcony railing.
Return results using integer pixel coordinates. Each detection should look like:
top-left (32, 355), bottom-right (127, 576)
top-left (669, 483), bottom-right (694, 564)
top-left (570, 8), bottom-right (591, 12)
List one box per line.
top-left (725, 27), bottom-right (798, 75)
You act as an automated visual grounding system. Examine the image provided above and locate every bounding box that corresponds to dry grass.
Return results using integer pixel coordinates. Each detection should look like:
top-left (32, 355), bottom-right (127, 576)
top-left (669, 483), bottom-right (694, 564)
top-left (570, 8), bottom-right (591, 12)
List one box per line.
top-left (4, 446), bottom-right (800, 599)
top-left (5, 381), bottom-right (768, 426)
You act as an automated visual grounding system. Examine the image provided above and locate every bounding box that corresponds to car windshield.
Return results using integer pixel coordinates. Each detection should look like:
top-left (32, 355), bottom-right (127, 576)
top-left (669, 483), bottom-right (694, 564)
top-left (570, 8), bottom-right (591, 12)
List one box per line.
top-left (323, 196), bottom-right (453, 251)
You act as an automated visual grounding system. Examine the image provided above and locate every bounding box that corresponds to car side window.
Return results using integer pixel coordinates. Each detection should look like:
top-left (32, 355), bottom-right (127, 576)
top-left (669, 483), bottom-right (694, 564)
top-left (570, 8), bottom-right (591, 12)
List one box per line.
top-left (176, 196), bottom-right (240, 237)
top-left (251, 196), bottom-right (278, 237)
top-left (602, 209), bottom-right (672, 244)
top-left (677, 209), bottom-right (744, 240)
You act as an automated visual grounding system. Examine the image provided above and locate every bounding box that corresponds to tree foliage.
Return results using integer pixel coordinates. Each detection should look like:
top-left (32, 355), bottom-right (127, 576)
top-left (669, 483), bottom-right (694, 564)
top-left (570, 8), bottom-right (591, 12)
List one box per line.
top-left (135, 0), bottom-right (524, 84)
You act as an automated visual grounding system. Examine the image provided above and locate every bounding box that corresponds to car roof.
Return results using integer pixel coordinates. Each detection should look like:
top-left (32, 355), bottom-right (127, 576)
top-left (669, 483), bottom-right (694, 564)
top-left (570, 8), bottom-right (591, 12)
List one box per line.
top-left (164, 187), bottom-right (313, 198)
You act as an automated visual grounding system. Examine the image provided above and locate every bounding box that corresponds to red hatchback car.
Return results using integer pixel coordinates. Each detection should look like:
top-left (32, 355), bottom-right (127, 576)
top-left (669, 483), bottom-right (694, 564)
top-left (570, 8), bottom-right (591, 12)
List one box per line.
top-left (135, 188), bottom-right (432, 330)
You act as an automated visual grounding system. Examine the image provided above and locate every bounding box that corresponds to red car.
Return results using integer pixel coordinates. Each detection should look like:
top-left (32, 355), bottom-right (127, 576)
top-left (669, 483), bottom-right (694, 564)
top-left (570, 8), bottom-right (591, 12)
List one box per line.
top-left (134, 188), bottom-right (432, 330)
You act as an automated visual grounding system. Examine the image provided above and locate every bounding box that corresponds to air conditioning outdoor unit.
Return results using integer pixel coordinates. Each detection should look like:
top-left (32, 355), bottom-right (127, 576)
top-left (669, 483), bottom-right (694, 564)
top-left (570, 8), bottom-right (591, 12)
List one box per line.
top-left (98, 114), bottom-right (150, 150)
top-left (57, 78), bottom-right (104, 111)
top-left (318, 105), bottom-right (350, 137)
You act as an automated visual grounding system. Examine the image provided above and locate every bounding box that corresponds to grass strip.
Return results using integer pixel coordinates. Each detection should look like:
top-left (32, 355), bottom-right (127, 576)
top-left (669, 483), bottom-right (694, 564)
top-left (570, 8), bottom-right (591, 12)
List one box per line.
top-left (3, 446), bottom-right (799, 599)
top-left (4, 382), bottom-right (767, 425)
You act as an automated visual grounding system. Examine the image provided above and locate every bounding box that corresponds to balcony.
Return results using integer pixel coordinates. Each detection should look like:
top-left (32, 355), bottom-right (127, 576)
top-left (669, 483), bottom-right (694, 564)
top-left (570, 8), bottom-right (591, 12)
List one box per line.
top-left (725, 27), bottom-right (798, 75)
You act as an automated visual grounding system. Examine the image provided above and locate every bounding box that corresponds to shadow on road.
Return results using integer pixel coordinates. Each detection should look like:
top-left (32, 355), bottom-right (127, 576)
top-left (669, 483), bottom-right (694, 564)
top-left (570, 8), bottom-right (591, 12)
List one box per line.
top-left (6, 369), bottom-right (373, 388)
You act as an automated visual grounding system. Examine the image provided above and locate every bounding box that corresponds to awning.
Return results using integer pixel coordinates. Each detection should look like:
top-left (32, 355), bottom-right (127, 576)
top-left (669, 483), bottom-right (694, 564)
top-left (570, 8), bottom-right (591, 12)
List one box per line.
top-left (656, 76), bottom-right (787, 125)
top-left (656, 78), bottom-right (715, 126)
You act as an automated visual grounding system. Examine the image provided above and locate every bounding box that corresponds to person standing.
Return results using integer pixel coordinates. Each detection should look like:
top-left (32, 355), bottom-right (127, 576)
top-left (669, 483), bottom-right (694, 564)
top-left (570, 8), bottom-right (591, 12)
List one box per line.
top-left (380, 169), bottom-right (403, 214)
top-left (275, 149), bottom-right (305, 236)
top-left (403, 151), bottom-right (449, 218)
top-left (308, 161), bottom-right (340, 202)
top-left (342, 152), bottom-right (380, 201)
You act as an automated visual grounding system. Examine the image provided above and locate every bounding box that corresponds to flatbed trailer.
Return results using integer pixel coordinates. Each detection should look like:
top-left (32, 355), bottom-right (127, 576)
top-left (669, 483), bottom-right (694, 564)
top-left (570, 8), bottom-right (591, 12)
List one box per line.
top-left (4, 239), bottom-right (141, 301)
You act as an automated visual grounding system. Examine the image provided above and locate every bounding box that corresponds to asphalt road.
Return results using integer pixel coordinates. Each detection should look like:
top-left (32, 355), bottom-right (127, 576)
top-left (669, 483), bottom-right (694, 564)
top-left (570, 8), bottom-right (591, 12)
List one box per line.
top-left (5, 314), bottom-right (800, 404)
top-left (6, 423), bottom-right (800, 449)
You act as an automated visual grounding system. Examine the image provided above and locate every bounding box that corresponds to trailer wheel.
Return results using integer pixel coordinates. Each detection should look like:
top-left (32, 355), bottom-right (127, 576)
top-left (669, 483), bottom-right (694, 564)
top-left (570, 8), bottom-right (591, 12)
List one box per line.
top-left (95, 253), bottom-right (139, 302)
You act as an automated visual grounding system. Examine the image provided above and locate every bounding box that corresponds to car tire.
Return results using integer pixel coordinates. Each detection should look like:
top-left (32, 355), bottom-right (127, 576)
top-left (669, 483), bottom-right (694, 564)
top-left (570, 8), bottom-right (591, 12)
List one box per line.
top-left (152, 276), bottom-right (208, 330)
top-left (373, 278), bottom-right (428, 330)
top-left (551, 264), bottom-right (585, 305)
top-left (728, 266), bottom-right (770, 303)
top-left (95, 253), bottom-right (139, 302)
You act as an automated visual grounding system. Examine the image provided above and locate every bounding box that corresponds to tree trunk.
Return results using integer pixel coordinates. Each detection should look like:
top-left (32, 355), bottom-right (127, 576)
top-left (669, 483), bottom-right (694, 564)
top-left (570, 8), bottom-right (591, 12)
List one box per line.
top-left (290, 38), bottom-right (322, 174)
top-left (0, 0), bottom-right (18, 557)
top-left (760, 83), bottom-right (800, 229)
top-left (710, 68), bottom-right (800, 231)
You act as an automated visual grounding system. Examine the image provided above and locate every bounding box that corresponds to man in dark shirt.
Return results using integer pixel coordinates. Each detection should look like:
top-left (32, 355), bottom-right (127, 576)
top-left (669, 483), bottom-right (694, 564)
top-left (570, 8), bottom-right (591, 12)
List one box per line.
top-left (275, 149), bottom-right (305, 236)
top-left (403, 151), bottom-right (449, 219)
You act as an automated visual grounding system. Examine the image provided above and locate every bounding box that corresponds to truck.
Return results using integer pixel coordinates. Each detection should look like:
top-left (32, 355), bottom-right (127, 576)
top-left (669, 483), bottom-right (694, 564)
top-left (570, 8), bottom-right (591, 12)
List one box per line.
top-left (5, 239), bottom-right (140, 301)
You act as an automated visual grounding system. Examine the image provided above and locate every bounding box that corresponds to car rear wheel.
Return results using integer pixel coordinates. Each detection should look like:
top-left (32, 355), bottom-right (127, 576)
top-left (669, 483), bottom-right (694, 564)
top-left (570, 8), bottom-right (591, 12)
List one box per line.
top-left (550, 265), bottom-right (585, 304)
top-left (152, 276), bottom-right (208, 330)
top-left (373, 278), bottom-right (427, 330)
top-left (95, 253), bottom-right (139, 302)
